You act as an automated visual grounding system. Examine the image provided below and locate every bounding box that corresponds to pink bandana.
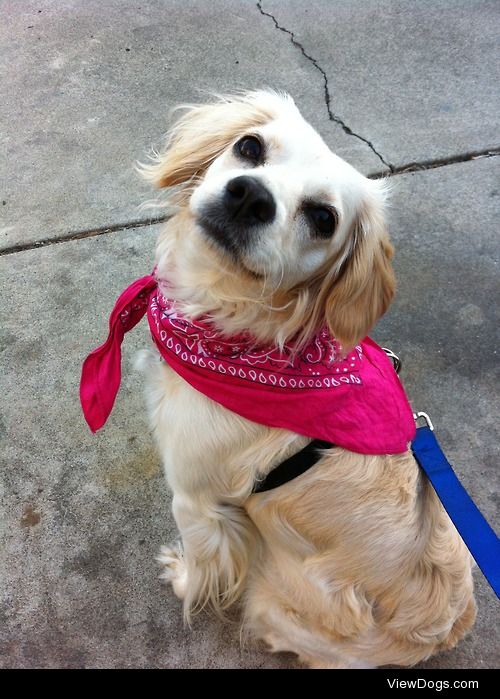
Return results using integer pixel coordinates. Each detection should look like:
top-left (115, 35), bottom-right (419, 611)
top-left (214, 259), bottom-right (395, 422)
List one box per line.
top-left (80, 274), bottom-right (416, 454)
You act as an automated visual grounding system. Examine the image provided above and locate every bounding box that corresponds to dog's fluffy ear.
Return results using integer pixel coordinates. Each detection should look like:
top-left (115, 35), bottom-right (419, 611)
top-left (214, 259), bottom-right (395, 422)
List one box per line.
top-left (139, 92), bottom-right (283, 196)
top-left (323, 182), bottom-right (395, 351)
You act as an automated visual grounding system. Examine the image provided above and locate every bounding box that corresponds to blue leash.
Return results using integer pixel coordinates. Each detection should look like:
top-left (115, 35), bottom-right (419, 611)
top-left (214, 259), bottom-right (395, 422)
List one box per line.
top-left (411, 414), bottom-right (500, 599)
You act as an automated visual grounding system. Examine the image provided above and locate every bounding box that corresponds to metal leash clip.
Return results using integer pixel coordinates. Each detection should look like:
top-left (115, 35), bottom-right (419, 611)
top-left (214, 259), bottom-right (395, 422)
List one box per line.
top-left (413, 411), bottom-right (435, 431)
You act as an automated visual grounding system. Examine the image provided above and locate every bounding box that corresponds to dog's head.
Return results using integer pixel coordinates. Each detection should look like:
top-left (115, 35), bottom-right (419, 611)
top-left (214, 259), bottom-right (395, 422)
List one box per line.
top-left (142, 91), bottom-right (394, 350)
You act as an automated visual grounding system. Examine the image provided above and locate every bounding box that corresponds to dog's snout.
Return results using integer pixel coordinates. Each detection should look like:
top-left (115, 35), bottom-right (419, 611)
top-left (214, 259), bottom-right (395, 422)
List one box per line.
top-left (224, 176), bottom-right (276, 225)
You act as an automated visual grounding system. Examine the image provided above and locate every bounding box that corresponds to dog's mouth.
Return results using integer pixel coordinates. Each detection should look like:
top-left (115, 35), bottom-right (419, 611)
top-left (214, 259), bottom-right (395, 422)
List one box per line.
top-left (197, 216), bottom-right (264, 279)
top-left (198, 216), bottom-right (237, 253)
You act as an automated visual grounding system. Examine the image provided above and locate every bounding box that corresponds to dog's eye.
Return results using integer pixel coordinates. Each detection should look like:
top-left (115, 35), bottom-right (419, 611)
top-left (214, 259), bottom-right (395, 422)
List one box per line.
top-left (235, 136), bottom-right (262, 163)
top-left (305, 206), bottom-right (338, 238)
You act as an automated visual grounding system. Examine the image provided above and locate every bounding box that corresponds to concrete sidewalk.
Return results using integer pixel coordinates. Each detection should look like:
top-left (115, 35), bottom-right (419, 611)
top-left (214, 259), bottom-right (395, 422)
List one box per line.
top-left (1, 1), bottom-right (498, 668)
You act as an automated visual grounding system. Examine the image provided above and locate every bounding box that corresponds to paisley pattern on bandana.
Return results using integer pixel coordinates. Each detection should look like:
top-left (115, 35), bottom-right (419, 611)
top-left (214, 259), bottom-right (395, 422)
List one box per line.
top-left (149, 292), bottom-right (363, 391)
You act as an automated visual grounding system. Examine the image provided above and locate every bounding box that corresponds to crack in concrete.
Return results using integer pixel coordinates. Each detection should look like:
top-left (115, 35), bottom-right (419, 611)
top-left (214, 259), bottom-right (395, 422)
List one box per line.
top-left (256, 1), bottom-right (393, 171)
top-left (368, 147), bottom-right (500, 179)
top-left (0, 215), bottom-right (168, 257)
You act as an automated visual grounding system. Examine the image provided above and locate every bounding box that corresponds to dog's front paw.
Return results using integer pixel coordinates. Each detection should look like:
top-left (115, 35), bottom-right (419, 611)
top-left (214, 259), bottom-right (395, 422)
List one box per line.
top-left (157, 545), bottom-right (188, 600)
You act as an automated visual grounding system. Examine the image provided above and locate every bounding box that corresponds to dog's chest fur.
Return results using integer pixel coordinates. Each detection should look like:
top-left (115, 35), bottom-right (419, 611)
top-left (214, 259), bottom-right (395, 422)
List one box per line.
top-left (143, 355), bottom-right (307, 498)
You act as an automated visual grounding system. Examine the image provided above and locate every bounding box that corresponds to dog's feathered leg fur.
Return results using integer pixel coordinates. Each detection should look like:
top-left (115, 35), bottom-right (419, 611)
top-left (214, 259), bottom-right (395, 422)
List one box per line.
top-left (137, 352), bottom-right (266, 620)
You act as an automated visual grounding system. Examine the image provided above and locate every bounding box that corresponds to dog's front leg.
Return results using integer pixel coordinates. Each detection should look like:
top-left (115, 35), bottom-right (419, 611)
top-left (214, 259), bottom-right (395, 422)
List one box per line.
top-left (159, 493), bottom-right (255, 620)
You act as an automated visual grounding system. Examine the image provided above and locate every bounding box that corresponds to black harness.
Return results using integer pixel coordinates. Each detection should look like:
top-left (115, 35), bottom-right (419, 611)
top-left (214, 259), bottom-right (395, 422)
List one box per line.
top-left (251, 349), bottom-right (402, 495)
top-left (252, 439), bottom-right (333, 493)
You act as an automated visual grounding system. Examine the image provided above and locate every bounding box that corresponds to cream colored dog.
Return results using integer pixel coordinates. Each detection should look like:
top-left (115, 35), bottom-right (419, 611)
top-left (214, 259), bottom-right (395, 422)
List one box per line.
top-left (137, 90), bottom-right (475, 668)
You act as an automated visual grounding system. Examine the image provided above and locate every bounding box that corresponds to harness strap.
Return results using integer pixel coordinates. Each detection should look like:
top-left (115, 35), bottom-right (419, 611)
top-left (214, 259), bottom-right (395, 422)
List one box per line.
top-left (252, 439), bottom-right (333, 493)
top-left (412, 426), bottom-right (500, 599)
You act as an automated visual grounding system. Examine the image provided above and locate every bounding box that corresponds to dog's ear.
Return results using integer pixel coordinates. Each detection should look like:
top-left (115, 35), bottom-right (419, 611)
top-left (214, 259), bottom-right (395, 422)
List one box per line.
top-left (139, 94), bottom-right (277, 194)
top-left (323, 183), bottom-right (395, 351)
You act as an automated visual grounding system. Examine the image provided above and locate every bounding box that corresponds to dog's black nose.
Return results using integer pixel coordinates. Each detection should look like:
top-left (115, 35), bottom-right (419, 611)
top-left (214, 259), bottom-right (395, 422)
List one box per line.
top-left (224, 176), bottom-right (276, 225)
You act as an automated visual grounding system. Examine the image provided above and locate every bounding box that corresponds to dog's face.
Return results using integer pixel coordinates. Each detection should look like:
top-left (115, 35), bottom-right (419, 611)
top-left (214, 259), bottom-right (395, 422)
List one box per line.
top-left (142, 91), bottom-right (395, 349)
top-left (189, 108), bottom-right (373, 285)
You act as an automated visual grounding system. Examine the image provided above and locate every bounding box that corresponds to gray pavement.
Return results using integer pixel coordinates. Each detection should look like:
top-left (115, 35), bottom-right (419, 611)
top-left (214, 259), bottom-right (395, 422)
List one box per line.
top-left (1, 0), bottom-right (499, 669)
top-left (265, 0), bottom-right (500, 169)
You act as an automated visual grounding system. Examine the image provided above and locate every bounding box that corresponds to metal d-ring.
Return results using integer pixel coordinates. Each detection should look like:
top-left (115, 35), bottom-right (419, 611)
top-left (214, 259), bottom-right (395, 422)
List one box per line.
top-left (382, 347), bottom-right (402, 375)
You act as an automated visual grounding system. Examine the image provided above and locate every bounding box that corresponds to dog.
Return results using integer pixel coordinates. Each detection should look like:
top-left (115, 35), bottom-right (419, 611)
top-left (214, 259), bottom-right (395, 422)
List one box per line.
top-left (136, 90), bottom-right (475, 668)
